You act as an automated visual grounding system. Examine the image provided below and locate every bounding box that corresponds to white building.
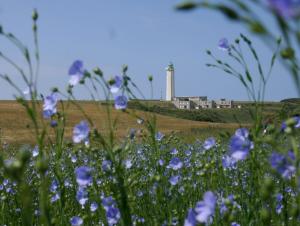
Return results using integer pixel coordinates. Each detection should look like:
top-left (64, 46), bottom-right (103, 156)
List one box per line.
top-left (215, 99), bottom-right (233, 108)
top-left (166, 63), bottom-right (234, 109)
top-left (173, 97), bottom-right (233, 110)
top-left (166, 63), bottom-right (175, 101)
top-left (173, 97), bottom-right (194, 109)
top-left (197, 100), bottom-right (216, 109)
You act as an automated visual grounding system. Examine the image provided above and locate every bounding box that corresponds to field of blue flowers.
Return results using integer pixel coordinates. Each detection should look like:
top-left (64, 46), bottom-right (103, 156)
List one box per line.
top-left (1, 1), bottom-right (300, 226)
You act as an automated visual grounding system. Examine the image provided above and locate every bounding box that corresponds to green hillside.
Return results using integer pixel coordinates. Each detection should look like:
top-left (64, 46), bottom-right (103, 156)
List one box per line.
top-left (127, 100), bottom-right (300, 124)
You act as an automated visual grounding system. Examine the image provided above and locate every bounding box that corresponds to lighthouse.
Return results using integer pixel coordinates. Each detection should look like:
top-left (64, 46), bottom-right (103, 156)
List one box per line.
top-left (166, 63), bottom-right (175, 101)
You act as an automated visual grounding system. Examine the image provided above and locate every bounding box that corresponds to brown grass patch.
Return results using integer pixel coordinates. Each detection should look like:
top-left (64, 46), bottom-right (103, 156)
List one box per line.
top-left (0, 101), bottom-right (243, 144)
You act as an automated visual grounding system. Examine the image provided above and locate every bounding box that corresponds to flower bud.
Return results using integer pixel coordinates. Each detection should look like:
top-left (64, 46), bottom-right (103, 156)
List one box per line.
top-left (148, 75), bottom-right (153, 82)
top-left (250, 21), bottom-right (266, 34)
top-left (260, 208), bottom-right (270, 223)
top-left (67, 85), bottom-right (73, 94)
top-left (4, 159), bottom-right (22, 181)
top-left (84, 71), bottom-right (91, 78)
top-left (284, 127), bottom-right (292, 134)
top-left (79, 79), bottom-right (85, 84)
top-left (93, 67), bottom-right (103, 77)
top-left (122, 65), bottom-right (128, 73)
top-left (261, 177), bottom-right (273, 200)
top-left (36, 158), bottom-right (49, 174)
top-left (176, 2), bottom-right (198, 10)
top-left (19, 149), bottom-right (31, 164)
top-left (50, 120), bottom-right (58, 128)
top-left (281, 47), bottom-right (295, 59)
top-left (108, 78), bottom-right (116, 86)
top-left (51, 87), bottom-right (59, 93)
top-left (154, 175), bottom-right (160, 181)
top-left (286, 117), bottom-right (297, 127)
top-left (32, 9), bottom-right (38, 21)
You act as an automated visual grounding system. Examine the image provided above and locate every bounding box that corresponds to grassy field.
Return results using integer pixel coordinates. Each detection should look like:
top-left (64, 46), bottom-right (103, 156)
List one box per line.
top-left (0, 100), bottom-right (243, 145)
top-left (1, 99), bottom-right (298, 145)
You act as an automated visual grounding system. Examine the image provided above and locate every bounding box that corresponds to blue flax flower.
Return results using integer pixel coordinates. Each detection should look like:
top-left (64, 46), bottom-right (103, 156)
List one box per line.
top-left (50, 180), bottom-right (58, 193)
top-left (218, 38), bottom-right (230, 51)
top-left (64, 179), bottom-right (72, 188)
top-left (222, 155), bottom-right (236, 169)
top-left (231, 223), bottom-right (240, 226)
top-left (269, 152), bottom-right (295, 179)
top-left (51, 193), bottom-right (60, 203)
top-left (23, 83), bottom-right (35, 96)
top-left (50, 120), bottom-right (58, 127)
top-left (158, 159), bottom-right (164, 166)
top-left (32, 145), bottom-right (39, 157)
top-left (102, 196), bottom-right (116, 211)
top-left (281, 116), bottom-right (300, 132)
top-left (294, 116), bottom-right (300, 128)
top-left (276, 193), bottom-right (283, 214)
top-left (167, 157), bottom-right (183, 170)
top-left (281, 122), bottom-right (287, 132)
top-left (124, 159), bottom-right (133, 169)
top-left (169, 175), bottom-right (181, 186)
top-left (184, 209), bottom-right (197, 226)
top-left (194, 191), bottom-right (216, 223)
top-left (170, 148), bottom-right (178, 155)
top-left (68, 60), bottom-right (85, 86)
top-left (106, 206), bottom-right (121, 225)
top-left (70, 216), bottom-right (83, 226)
top-left (114, 95), bottom-right (128, 110)
top-left (129, 128), bottom-right (136, 139)
top-left (75, 166), bottom-right (92, 187)
top-left (90, 202), bottom-right (98, 212)
top-left (43, 92), bottom-right (58, 119)
top-left (155, 132), bottom-right (164, 141)
top-left (102, 160), bottom-right (112, 172)
top-left (101, 196), bottom-right (120, 225)
top-left (268, 0), bottom-right (300, 18)
top-left (185, 149), bottom-right (192, 156)
top-left (109, 75), bottom-right (123, 93)
top-left (76, 187), bottom-right (88, 207)
top-left (203, 137), bottom-right (216, 150)
top-left (288, 150), bottom-right (296, 160)
top-left (71, 155), bottom-right (77, 163)
top-left (3, 179), bottom-right (9, 186)
top-left (73, 121), bottom-right (90, 144)
top-left (220, 194), bottom-right (240, 215)
top-left (137, 118), bottom-right (144, 124)
top-left (229, 128), bottom-right (253, 161)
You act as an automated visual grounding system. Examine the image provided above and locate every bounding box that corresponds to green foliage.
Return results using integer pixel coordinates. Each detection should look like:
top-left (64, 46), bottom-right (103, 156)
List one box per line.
top-left (176, 1), bottom-right (198, 10)
top-left (128, 100), bottom-right (255, 123)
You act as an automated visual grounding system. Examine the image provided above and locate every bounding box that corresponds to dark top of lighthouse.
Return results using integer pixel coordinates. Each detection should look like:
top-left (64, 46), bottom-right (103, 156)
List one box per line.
top-left (166, 63), bottom-right (174, 71)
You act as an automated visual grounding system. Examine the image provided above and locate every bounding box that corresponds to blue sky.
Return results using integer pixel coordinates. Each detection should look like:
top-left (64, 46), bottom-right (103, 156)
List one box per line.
top-left (0, 0), bottom-right (297, 100)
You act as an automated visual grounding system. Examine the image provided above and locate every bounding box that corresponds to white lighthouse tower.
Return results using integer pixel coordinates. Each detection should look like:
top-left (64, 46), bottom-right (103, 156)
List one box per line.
top-left (166, 63), bottom-right (175, 101)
